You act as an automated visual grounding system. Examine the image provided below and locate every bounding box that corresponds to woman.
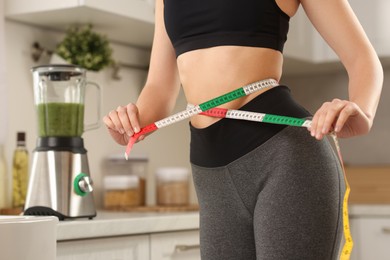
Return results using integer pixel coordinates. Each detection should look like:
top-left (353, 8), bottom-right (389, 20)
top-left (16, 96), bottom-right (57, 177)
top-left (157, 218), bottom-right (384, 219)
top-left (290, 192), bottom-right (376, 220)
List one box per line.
top-left (103, 0), bottom-right (383, 259)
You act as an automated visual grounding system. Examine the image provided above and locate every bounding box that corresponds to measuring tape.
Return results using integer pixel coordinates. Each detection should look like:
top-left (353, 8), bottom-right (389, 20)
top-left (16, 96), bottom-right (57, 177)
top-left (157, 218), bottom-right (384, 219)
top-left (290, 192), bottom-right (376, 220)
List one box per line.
top-left (188, 105), bottom-right (313, 127)
top-left (125, 78), bottom-right (279, 158)
top-left (124, 78), bottom-right (353, 259)
top-left (331, 135), bottom-right (354, 260)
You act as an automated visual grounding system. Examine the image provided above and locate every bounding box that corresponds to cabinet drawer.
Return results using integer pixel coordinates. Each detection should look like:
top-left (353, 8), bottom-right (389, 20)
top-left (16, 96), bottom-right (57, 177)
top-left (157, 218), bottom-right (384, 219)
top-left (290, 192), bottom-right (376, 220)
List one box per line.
top-left (150, 230), bottom-right (200, 260)
top-left (350, 218), bottom-right (390, 260)
top-left (57, 235), bottom-right (150, 260)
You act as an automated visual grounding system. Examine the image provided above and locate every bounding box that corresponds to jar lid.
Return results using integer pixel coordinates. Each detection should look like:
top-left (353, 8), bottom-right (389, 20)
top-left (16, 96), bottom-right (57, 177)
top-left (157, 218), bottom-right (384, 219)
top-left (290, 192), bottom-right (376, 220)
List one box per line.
top-left (107, 153), bottom-right (148, 163)
top-left (104, 175), bottom-right (140, 190)
top-left (156, 167), bottom-right (189, 183)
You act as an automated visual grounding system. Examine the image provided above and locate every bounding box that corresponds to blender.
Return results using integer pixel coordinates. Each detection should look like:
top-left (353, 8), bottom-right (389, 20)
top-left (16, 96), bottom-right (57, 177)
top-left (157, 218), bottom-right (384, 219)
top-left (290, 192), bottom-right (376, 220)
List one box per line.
top-left (24, 65), bottom-right (100, 220)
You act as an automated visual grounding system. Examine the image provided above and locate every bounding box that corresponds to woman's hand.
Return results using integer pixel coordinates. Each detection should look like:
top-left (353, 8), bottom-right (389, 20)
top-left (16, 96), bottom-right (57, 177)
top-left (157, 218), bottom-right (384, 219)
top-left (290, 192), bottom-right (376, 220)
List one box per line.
top-left (309, 98), bottom-right (371, 140)
top-left (300, 0), bottom-right (383, 141)
top-left (103, 103), bottom-right (145, 146)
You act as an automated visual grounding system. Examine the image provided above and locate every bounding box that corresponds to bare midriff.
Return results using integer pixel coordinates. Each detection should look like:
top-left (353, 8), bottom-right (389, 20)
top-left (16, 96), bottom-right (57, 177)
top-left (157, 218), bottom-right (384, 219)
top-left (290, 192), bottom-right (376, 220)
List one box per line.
top-left (177, 46), bottom-right (284, 129)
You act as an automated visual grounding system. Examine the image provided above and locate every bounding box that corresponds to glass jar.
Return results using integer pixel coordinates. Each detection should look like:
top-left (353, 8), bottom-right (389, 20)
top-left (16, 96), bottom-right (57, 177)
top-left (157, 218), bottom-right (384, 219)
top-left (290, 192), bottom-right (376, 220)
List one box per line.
top-left (12, 132), bottom-right (29, 208)
top-left (0, 144), bottom-right (8, 209)
top-left (31, 65), bottom-right (101, 137)
top-left (103, 154), bottom-right (148, 207)
top-left (103, 175), bottom-right (145, 208)
top-left (156, 167), bottom-right (189, 206)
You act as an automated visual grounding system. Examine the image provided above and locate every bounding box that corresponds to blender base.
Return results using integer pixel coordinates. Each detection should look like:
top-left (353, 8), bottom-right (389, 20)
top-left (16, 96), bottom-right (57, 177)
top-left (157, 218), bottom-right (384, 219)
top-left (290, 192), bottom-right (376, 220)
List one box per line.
top-left (24, 147), bottom-right (97, 220)
top-left (24, 206), bottom-right (96, 220)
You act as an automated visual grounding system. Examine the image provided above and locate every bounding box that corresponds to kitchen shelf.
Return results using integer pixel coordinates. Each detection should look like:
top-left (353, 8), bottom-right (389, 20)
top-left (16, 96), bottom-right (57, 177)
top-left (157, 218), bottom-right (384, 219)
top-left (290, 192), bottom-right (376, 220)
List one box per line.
top-left (5, 0), bottom-right (155, 48)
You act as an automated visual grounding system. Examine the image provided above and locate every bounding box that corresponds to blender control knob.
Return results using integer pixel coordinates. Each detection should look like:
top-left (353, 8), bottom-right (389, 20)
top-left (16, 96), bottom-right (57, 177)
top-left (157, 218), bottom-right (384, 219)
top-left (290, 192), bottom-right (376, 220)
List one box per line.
top-left (78, 176), bottom-right (94, 193)
top-left (74, 173), bottom-right (94, 196)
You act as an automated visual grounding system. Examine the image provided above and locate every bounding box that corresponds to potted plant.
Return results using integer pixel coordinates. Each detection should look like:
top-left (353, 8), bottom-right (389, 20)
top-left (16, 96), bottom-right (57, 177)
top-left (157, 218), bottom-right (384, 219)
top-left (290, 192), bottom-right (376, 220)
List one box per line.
top-left (53, 24), bottom-right (114, 72)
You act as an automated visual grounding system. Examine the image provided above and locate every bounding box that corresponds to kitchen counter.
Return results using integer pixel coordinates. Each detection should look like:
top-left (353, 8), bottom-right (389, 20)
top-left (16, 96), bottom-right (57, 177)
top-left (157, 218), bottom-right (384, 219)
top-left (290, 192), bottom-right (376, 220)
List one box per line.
top-left (349, 204), bottom-right (390, 218)
top-left (56, 205), bottom-right (390, 241)
top-left (57, 210), bottom-right (199, 241)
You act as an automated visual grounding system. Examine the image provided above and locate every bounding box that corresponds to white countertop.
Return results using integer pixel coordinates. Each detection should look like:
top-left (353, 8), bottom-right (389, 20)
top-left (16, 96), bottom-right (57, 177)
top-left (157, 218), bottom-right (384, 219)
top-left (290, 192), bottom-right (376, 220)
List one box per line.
top-left (349, 204), bottom-right (390, 218)
top-left (57, 211), bottom-right (199, 241)
top-left (56, 205), bottom-right (390, 241)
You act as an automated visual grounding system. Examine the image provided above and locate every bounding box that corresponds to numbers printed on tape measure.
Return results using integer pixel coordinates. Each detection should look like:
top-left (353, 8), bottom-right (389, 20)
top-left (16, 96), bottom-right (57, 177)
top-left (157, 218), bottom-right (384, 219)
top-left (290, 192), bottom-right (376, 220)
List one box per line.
top-left (199, 89), bottom-right (245, 111)
top-left (263, 114), bottom-right (306, 127)
top-left (243, 78), bottom-right (279, 95)
top-left (331, 134), bottom-right (354, 259)
top-left (228, 110), bottom-right (265, 121)
top-left (155, 106), bottom-right (201, 128)
top-left (198, 106), bottom-right (313, 129)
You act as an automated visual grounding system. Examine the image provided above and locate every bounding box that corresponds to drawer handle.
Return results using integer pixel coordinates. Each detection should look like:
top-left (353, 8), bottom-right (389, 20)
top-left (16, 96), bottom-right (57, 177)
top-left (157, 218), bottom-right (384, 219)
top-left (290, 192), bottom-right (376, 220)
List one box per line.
top-left (383, 227), bottom-right (390, 234)
top-left (174, 244), bottom-right (200, 253)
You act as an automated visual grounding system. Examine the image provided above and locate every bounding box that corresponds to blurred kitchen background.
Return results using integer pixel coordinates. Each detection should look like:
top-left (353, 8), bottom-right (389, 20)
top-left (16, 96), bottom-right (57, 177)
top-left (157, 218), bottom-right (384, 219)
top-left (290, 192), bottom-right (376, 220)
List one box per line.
top-left (0, 1), bottom-right (389, 260)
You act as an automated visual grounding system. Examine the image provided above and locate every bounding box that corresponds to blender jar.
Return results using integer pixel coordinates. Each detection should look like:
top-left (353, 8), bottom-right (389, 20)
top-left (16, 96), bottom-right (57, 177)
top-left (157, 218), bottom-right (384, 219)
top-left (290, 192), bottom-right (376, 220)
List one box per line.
top-left (31, 65), bottom-right (100, 137)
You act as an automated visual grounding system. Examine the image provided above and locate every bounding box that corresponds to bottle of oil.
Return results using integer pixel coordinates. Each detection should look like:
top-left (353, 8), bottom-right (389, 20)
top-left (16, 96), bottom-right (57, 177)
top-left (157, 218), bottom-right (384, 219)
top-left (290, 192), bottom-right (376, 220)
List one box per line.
top-left (12, 132), bottom-right (29, 208)
top-left (0, 143), bottom-right (8, 209)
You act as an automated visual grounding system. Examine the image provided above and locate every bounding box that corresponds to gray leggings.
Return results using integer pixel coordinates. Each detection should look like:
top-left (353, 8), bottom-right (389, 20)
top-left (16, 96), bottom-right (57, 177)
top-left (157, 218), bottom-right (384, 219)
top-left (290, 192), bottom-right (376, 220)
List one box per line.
top-left (191, 126), bottom-right (345, 260)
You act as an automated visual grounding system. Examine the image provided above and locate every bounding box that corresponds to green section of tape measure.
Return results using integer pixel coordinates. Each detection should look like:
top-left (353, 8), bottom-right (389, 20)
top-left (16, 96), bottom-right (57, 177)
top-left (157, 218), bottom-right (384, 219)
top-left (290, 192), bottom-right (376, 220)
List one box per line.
top-left (263, 114), bottom-right (305, 126)
top-left (199, 88), bottom-right (246, 111)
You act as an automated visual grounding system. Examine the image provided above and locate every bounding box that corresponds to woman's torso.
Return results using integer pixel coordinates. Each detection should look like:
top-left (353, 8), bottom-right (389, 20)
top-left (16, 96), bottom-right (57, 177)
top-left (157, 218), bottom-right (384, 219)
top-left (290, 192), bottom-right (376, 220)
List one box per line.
top-left (165, 0), bottom-right (300, 128)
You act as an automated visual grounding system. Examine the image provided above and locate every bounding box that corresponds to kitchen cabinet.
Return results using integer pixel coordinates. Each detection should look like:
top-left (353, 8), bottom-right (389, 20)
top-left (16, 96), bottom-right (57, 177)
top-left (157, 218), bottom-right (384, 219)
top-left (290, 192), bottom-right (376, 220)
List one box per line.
top-left (57, 235), bottom-right (150, 260)
top-left (150, 230), bottom-right (200, 260)
top-left (56, 211), bottom-right (200, 260)
top-left (57, 230), bottom-right (200, 260)
top-left (350, 217), bottom-right (390, 260)
top-left (285, 0), bottom-right (390, 63)
top-left (5, 0), bottom-right (388, 76)
top-left (4, 0), bottom-right (155, 48)
top-left (5, 0), bottom-right (389, 57)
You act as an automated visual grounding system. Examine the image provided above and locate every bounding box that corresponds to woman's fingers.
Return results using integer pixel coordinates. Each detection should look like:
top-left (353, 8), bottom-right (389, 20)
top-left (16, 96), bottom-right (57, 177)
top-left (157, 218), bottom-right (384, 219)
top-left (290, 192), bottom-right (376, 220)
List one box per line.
top-left (126, 103), bottom-right (141, 134)
top-left (106, 108), bottom-right (123, 133)
top-left (310, 101), bottom-right (330, 139)
top-left (333, 102), bottom-right (359, 133)
top-left (102, 114), bottom-right (116, 131)
top-left (321, 99), bottom-right (346, 133)
top-left (102, 114), bottom-right (128, 145)
top-left (103, 103), bottom-right (144, 145)
top-left (309, 99), bottom-right (371, 139)
top-left (115, 105), bottom-right (131, 135)
top-left (310, 99), bottom-right (350, 140)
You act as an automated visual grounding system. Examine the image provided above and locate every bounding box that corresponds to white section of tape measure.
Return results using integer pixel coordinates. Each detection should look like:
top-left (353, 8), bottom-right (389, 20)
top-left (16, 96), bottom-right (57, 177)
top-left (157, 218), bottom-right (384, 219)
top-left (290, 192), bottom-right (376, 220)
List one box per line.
top-left (219, 109), bottom-right (313, 127)
top-left (155, 105), bottom-right (202, 128)
top-left (156, 79), bottom-right (277, 129)
top-left (226, 110), bottom-right (266, 121)
top-left (186, 104), bottom-right (313, 128)
top-left (242, 79), bottom-right (279, 95)
top-left (302, 120), bottom-right (312, 128)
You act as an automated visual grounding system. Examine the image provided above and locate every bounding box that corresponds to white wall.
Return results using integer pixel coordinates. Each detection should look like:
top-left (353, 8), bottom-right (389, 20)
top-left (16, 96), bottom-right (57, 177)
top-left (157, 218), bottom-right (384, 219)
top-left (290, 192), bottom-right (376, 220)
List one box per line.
top-left (3, 21), bottom-right (193, 208)
top-left (282, 63), bottom-right (390, 165)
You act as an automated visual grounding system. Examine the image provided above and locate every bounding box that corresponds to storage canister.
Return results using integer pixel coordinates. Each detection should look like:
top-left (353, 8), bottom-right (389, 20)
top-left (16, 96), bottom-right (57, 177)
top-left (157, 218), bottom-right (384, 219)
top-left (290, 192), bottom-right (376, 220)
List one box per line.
top-left (104, 175), bottom-right (145, 208)
top-left (104, 154), bottom-right (148, 207)
top-left (105, 154), bottom-right (148, 179)
top-left (156, 167), bottom-right (189, 206)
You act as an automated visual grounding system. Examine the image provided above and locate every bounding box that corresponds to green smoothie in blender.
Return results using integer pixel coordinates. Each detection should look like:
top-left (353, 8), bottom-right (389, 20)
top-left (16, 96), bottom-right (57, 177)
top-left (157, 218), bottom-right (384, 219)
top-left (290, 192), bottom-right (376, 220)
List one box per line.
top-left (37, 103), bottom-right (84, 137)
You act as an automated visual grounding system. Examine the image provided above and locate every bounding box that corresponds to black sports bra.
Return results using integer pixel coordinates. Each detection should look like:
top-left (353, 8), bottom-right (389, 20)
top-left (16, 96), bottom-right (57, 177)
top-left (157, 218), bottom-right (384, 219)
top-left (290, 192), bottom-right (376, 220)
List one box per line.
top-left (164, 0), bottom-right (290, 57)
